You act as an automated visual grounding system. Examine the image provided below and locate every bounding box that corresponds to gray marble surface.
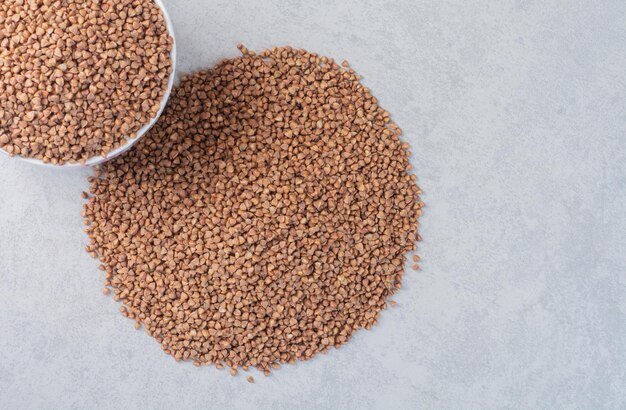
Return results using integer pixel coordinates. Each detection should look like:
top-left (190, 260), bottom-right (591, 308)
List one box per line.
top-left (1, 1), bottom-right (625, 409)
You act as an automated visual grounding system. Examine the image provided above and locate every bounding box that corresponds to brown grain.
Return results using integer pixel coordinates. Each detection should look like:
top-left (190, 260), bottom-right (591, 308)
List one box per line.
top-left (0, 0), bottom-right (173, 164)
top-left (83, 45), bottom-right (422, 375)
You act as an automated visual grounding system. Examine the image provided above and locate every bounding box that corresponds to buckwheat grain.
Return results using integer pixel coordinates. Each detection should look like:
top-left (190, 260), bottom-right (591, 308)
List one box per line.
top-left (0, 0), bottom-right (173, 164)
top-left (84, 46), bottom-right (422, 375)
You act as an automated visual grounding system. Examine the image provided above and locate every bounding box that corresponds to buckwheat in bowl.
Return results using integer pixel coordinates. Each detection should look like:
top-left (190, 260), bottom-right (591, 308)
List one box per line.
top-left (0, 0), bottom-right (176, 167)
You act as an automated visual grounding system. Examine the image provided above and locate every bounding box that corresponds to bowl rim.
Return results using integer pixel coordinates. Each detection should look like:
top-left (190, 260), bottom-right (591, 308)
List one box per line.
top-left (0, 0), bottom-right (177, 169)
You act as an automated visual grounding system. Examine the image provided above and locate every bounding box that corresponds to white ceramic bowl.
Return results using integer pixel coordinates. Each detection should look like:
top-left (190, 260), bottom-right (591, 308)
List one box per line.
top-left (0, 0), bottom-right (177, 169)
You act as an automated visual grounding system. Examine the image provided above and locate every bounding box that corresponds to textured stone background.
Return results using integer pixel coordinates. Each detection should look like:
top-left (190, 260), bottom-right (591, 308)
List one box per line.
top-left (1, 0), bottom-right (625, 409)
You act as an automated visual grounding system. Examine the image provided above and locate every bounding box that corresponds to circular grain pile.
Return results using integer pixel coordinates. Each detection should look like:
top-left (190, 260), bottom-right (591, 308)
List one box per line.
top-left (0, 0), bottom-right (173, 164)
top-left (83, 45), bottom-right (422, 375)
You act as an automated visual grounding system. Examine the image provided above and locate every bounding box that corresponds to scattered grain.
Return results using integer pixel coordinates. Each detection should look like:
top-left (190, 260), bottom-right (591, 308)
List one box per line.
top-left (84, 46), bottom-right (422, 375)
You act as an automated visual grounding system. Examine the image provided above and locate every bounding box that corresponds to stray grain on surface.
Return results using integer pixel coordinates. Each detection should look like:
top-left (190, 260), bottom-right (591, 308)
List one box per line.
top-left (83, 46), bottom-right (422, 375)
top-left (0, 0), bottom-right (173, 164)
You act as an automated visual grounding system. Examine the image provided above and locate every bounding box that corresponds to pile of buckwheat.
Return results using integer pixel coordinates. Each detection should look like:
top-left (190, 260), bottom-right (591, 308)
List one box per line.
top-left (83, 45), bottom-right (423, 376)
top-left (0, 0), bottom-right (173, 164)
